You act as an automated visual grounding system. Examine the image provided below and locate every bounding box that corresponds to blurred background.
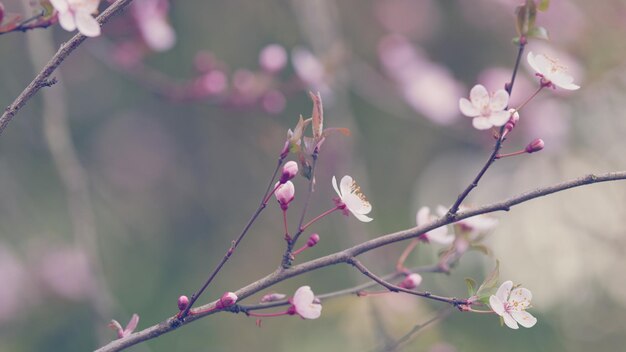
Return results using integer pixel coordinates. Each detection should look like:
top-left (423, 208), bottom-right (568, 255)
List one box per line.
top-left (1, 0), bottom-right (626, 351)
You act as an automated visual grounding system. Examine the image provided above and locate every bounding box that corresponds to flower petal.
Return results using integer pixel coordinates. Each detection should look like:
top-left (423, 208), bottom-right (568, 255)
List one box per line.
top-left (427, 227), bottom-right (454, 245)
top-left (459, 98), bottom-right (479, 117)
top-left (344, 193), bottom-right (371, 215)
top-left (508, 287), bottom-right (532, 311)
top-left (416, 206), bottom-right (430, 226)
top-left (489, 295), bottom-right (505, 316)
top-left (472, 116), bottom-right (493, 130)
top-left (332, 176), bottom-right (341, 197)
top-left (293, 286), bottom-right (314, 309)
top-left (489, 89), bottom-right (509, 111)
top-left (57, 11), bottom-right (77, 31)
top-left (502, 312), bottom-right (519, 329)
top-left (469, 84), bottom-right (489, 109)
top-left (527, 52), bottom-right (542, 75)
top-left (49, 0), bottom-right (69, 13)
top-left (495, 281), bottom-right (513, 302)
top-left (339, 175), bottom-right (353, 199)
top-left (511, 311), bottom-right (537, 328)
top-left (351, 211), bottom-right (373, 223)
top-left (75, 12), bottom-right (100, 37)
top-left (489, 110), bottom-right (511, 127)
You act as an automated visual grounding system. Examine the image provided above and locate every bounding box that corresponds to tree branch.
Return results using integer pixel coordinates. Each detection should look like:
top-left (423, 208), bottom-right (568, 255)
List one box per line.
top-left (94, 170), bottom-right (626, 352)
top-left (0, 0), bottom-right (136, 136)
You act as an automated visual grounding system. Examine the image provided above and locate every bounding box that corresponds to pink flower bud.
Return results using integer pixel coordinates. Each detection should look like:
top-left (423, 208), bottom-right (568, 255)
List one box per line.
top-left (275, 181), bottom-right (295, 210)
top-left (306, 233), bottom-right (320, 247)
top-left (280, 161), bottom-right (298, 183)
top-left (0, 3), bottom-right (4, 24)
top-left (280, 139), bottom-right (290, 159)
top-left (503, 109), bottom-right (520, 137)
top-left (399, 273), bottom-right (422, 289)
top-left (216, 292), bottom-right (238, 309)
top-left (260, 292), bottom-right (287, 303)
top-left (259, 44), bottom-right (287, 73)
top-left (525, 138), bottom-right (545, 154)
top-left (177, 295), bottom-right (189, 311)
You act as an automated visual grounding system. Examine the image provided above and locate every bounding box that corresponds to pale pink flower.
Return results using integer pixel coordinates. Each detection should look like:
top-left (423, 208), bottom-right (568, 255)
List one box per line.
top-left (259, 44), bottom-right (287, 73)
top-left (489, 281), bottom-right (537, 329)
top-left (400, 273), bottom-right (423, 289)
top-left (416, 206), bottom-right (454, 245)
top-left (459, 84), bottom-right (511, 130)
top-left (132, 0), bottom-right (176, 51)
top-left (527, 52), bottom-right (580, 90)
top-left (332, 175), bottom-right (373, 223)
top-left (215, 292), bottom-right (238, 309)
top-left (280, 161), bottom-right (299, 183)
top-left (261, 293), bottom-right (287, 303)
top-left (291, 286), bottom-right (322, 319)
top-left (274, 181), bottom-right (295, 210)
top-left (50, 0), bottom-right (101, 37)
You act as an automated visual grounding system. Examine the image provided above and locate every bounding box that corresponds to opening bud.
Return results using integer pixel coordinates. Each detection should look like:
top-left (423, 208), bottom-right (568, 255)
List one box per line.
top-left (216, 292), bottom-right (238, 309)
top-left (280, 161), bottom-right (299, 184)
top-left (260, 292), bottom-right (287, 303)
top-left (525, 138), bottom-right (545, 154)
top-left (306, 233), bottom-right (320, 247)
top-left (399, 273), bottom-right (423, 290)
top-left (502, 109), bottom-right (520, 137)
top-left (177, 295), bottom-right (190, 311)
top-left (275, 181), bottom-right (295, 210)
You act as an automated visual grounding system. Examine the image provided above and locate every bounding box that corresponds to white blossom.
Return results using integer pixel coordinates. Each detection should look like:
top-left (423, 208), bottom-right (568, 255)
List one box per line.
top-left (332, 175), bottom-right (373, 223)
top-left (459, 84), bottom-right (511, 130)
top-left (489, 280), bottom-right (537, 329)
top-left (527, 52), bottom-right (580, 90)
top-left (50, 0), bottom-right (101, 37)
top-left (292, 286), bottom-right (322, 319)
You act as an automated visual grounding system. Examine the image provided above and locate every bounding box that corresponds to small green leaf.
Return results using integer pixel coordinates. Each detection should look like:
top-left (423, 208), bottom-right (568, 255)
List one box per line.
top-left (470, 244), bottom-right (492, 256)
top-left (538, 0), bottom-right (550, 12)
top-left (515, 0), bottom-right (537, 36)
top-left (527, 26), bottom-right (549, 40)
top-left (476, 260), bottom-right (500, 299)
top-left (465, 278), bottom-right (477, 296)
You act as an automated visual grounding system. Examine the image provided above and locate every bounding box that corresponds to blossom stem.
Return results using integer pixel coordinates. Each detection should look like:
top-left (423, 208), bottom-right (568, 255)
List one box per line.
top-left (179, 157), bottom-right (285, 319)
top-left (300, 206), bottom-right (341, 232)
top-left (495, 150), bottom-right (526, 159)
top-left (283, 210), bottom-right (291, 242)
top-left (246, 310), bottom-right (290, 318)
top-left (395, 238), bottom-right (421, 273)
top-left (291, 244), bottom-right (309, 256)
top-left (295, 148), bottom-right (319, 238)
top-left (513, 85), bottom-right (544, 113)
top-left (467, 308), bottom-right (494, 314)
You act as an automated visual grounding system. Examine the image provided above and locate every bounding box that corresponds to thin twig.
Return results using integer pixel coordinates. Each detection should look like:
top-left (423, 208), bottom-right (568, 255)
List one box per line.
top-left (94, 170), bottom-right (626, 352)
top-left (0, 0), bottom-right (136, 136)
top-left (179, 157), bottom-right (285, 318)
top-left (447, 40), bottom-right (527, 215)
top-left (380, 308), bottom-right (453, 352)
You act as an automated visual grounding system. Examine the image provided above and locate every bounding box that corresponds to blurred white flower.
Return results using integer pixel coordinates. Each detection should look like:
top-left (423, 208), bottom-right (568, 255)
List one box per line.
top-left (416, 206), bottom-right (454, 245)
top-left (459, 84), bottom-right (511, 130)
top-left (527, 52), bottom-right (580, 90)
top-left (292, 286), bottom-right (322, 319)
top-left (332, 175), bottom-right (373, 223)
top-left (489, 280), bottom-right (537, 329)
top-left (50, 0), bottom-right (101, 37)
top-left (132, 0), bottom-right (176, 52)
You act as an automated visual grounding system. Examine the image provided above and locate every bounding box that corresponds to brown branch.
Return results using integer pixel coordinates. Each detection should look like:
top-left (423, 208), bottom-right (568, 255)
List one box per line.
top-left (0, 0), bottom-right (136, 136)
top-left (94, 170), bottom-right (626, 352)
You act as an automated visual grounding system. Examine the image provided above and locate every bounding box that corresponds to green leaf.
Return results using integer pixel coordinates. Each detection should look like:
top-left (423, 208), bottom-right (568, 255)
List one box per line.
top-left (465, 278), bottom-right (477, 296)
top-left (515, 0), bottom-right (537, 36)
top-left (527, 26), bottom-right (549, 40)
top-left (538, 0), bottom-right (550, 12)
top-left (476, 260), bottom-right (500, 299)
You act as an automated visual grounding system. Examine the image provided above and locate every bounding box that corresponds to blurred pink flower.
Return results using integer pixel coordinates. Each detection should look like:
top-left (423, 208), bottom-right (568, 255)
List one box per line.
top-left (378, 35), bottom-right (464, 125)
top-left (200, 70), bottom-right (228, 95)
top-left (261, 90), bottom-right (287, 114)
top-left (416, 206), bottom-right (454, 245)
top-left (132, 0), bottom-right (176, 52)
top-left (374, 0), bottom-right (440, 39)
top-left (522, 98), bottom-right (570, 152)
top-left (259, 44), bottom-right (288, 73)
top-left (0, 244), bottom-right (27, 324)
top-left (38, 246), bottom-right (95, 301)
top-left (291, 47), bottom-right (333, 100)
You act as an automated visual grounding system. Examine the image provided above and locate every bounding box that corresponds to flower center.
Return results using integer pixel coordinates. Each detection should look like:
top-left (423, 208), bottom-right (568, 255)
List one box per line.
top-left (544, 55), bottom-right (567, 74)
top-left (350, 180), bottom-right (370, 206)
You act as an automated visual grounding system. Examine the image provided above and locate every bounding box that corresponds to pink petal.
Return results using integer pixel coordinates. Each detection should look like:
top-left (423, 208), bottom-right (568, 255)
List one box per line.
top-left (472, 116), bottom-right (492, 130)
top-left (489, 110), bottom-right (511, 127)
top-left (75, 12), bottom-right (100, 37)
top-left (489, 295), bottom-right (505, 316)
top-left (511, 311), bottom-right (537, 328)
top-left (502, 313), bottom-right (519, 329)
top-left (527, 52), bottom-right (542, 74)
top-left (49, 0), bottom-right (69, 13)
top-left (495, 281), bottom-right (513, 302)
top-left (469, 84), bottom-right (489, 109)
top-left (489, 89), bottom-right (509, 111)
top-left (58, 11), bottom-right (77, 32)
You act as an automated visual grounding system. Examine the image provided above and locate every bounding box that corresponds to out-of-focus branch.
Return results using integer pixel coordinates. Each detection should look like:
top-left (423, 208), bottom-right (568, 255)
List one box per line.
top-left (95, 170), bottom-right (626, 352)
top-left (0, 0), bottom-right (136, 136)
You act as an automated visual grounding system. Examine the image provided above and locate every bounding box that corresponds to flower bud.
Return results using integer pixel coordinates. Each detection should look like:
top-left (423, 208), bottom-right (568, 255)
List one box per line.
top-left (502, 109), bottom-right (520, 137)
top-left (399, 273), bottom-right (422, 289)
top-left (177, 295), bottom-right (189, 311)
top-left (216, 292), bottom-right (238, 309)
top-left (260, 292), bottom-right (287, 303)
top-left (280, 161), bottom-right (298, 183)
top-left (274, 181), bottom-right (295, 210)
top-left (306, 233), bottom-right (320, 247)
top-left (525, 138), bottom-right (545, 154)
top-left (0, 3), bottom-right (4, 24)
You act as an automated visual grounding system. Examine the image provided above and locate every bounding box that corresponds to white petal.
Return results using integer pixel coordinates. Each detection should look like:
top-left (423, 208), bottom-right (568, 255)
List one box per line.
top-left (75, 12), bottom-right (100, 37)
top-left (339, 175), bottom-right (353, 199)
top-left (416, 206), bottom-right (430, 226)
top-left (489, 110), bottom-right (511, 127)
top-left (82, 0), bottom-right (100, 14)
top-left (57, 11), bottom-right (77, 31)
top-left (436, 205), bottom-right (448, 217)
top-left (489, 89), bottom-right (509, 111)
top-left (50, 0), bottom-right (69, 12)
top-left (472, 117), bottom-right (493, 130)
top-left (459, 98), bottom-right (479, 117)
top-left (427, 227), bottom-right (454, 245)
top-left (533, 54), bottom-right (553, 77)
top-left (511, 311), bottom-right (537, 328)
top-left (332, 176), bottom-right (341, 197)
top-left (550, 72), bottom-right (579, 90)
top-left (352, 211), bottom-right (373, 223)
top-left (495, 281), bottom-right (513, 302)
top-left (344, 193), bottom-right (371, 214)
top-left (509, 287), bottom-right (532, 311)
top-left (502, 313), bottom-right (519, 329)
top-left (489, 295), bottom-right (505, 316)
top-left (527, 52), bottom-right (542, 74)
top-left (299, 302), bottom-right (322, 319)
top-left (293, 286), bottom-right (314, 309)
top-left (469, 84), bottom-right (489, 109)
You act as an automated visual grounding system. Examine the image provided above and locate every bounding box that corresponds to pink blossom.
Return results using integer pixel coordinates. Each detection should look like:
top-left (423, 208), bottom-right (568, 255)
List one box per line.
top-left (291, 286), bottom-right (322, 319)
top-left (50, 0), bottom-right (101, 37)
top-left (259, 44), bottom-right (287, 73)
top-left (132, 0), bottom-right (176, 52)
top-left (274, 181), bottom-right (295, 210)
top-left (489, 281), bottom-right (537, 329)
